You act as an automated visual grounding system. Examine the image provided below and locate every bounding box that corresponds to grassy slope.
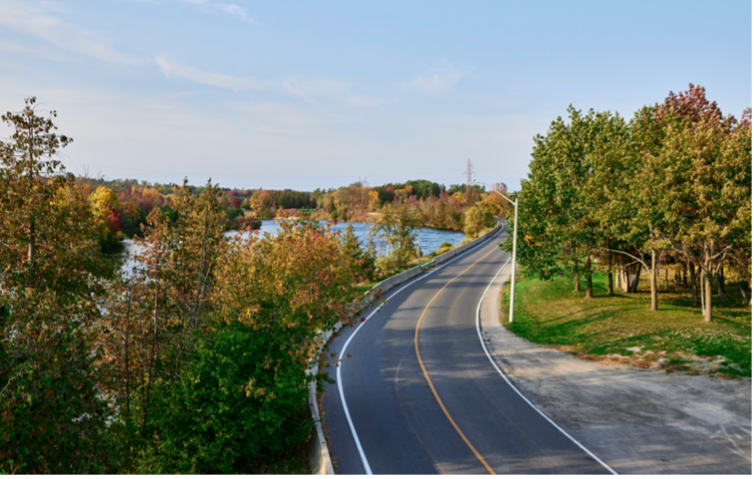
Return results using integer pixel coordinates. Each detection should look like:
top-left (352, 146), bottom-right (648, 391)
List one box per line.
top-left (502, 271), bottom-right (752, 378)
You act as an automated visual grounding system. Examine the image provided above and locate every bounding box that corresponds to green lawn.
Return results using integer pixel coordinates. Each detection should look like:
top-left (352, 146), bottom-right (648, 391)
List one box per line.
top-left (502, 271), bottom-right (752, 378)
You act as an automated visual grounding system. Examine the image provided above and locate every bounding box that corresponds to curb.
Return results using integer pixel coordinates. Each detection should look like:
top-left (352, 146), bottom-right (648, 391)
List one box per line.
top-left (307, 223), bottom-right (503, 474)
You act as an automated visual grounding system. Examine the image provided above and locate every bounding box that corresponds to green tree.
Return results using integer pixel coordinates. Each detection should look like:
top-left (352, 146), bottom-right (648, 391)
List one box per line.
top-left (370, 200), bottom-right (421, 271)
top-left (341, 224), bottom-right (377, 282)
top-left (0, 97), bottom-right (71, 270)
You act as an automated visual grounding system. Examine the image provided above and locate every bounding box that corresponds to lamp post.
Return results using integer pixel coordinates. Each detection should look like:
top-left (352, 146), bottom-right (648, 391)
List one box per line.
top-left (472, 180), bottom-right (518, 323)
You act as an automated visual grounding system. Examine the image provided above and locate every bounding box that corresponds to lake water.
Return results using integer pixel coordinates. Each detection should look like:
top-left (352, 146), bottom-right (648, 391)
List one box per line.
top-left (253, 220), bottom-right (464, 256)
top-left (122, 220), bottom-right (465, 272)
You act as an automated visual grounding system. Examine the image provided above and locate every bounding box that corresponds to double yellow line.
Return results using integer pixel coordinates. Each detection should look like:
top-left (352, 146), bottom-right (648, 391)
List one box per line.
top-left (413, 247), bottom-right (499, 475)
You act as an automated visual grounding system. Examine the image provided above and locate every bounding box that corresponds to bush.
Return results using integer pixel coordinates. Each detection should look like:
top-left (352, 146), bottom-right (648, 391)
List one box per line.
top-left (436, 241), bottom-right (454, 255)
top-left (134, 323), bottom-right (310, 473)
top-left (0, 302), bottom-right (119, 474)
top-left (235, 213), bottom-right (262, 230)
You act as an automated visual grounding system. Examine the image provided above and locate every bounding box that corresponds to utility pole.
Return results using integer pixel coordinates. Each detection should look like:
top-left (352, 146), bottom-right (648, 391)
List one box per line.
top-left (463, 159), bottom-right (475, 189)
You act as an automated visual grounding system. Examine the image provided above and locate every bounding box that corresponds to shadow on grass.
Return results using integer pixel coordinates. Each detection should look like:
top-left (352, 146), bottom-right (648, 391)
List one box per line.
top-left (507, 272), bottom-right (752, 378)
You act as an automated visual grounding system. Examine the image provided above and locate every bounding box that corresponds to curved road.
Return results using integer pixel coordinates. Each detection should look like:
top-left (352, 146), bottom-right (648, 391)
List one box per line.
top-left (321, 228), bottom-right (614, 474)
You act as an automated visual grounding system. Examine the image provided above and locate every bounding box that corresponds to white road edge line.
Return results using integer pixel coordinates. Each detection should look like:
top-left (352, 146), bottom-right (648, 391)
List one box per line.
top-left (337, 229), bottom-right (503, 475)
top-left (475, 259), bottom-right (619, 475)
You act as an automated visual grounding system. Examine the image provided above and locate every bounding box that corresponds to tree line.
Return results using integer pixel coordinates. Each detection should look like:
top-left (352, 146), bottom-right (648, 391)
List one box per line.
top-left (77, 175), bottom-right (508, 253)
top-left (505, 85), bottom-right (751, 322)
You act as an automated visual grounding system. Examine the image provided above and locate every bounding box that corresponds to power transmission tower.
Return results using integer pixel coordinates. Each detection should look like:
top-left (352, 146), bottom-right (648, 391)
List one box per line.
top-left (463, 159), bottom-right (475, 189)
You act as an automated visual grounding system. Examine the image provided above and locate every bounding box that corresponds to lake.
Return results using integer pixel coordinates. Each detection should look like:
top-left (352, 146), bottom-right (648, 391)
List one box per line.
top-left (122, 220), bottom-right (465, 272)
top-left (253, 220), bottom-right (465, 256)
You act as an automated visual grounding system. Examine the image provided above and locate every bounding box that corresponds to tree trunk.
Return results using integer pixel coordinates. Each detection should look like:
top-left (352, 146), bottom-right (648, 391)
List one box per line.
top-left (690, 262), bottom-right (698, 307)
top-left (573, 257), bottom-right (580, 292)
top-left (627, 264), bottom-right (641, 293)
top-left (703, 269), bottom-right (713, 323)
top-left (664, 265), bottom-right (668, 291)
top-left (28, 218), bottom-right (35, 267)
top-left (739, 281), bottom-right (749, 304)
top-left (716, 265), bottom-right (726, 298)
top-left (143, 287), bottom-right (160, 431)
top-left (585, 257), bottom-right (593, 299)
top-left (27, 138), bottom-right (36, 268)
top-left (682, 260), bottom-right (688, 287)
top-left (607, 252), bottom-right (614, 295)
top-left (650, 250), bottom-right (658, 311)
top-left (124, 286), bottom-right (133, 413)
top-left (700, 269), bottom-right (706, 315)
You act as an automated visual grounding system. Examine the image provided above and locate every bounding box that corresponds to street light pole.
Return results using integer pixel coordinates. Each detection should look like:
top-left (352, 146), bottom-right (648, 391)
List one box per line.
top-left (508, 196), bottom-right (518, 324)
top-left (472, 180), bottom-right (519, 323)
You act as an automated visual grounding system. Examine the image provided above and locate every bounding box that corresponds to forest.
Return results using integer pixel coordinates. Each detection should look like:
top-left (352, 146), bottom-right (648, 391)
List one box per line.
top-left (503, 84), bottom-right (751, 323)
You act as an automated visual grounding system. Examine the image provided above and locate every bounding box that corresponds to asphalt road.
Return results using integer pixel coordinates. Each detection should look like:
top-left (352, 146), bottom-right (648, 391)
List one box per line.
top-left (321, 229), bottom-right (615, 474)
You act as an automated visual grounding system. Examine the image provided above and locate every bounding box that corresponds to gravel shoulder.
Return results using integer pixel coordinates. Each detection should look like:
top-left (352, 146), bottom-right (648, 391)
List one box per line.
top-left (480, 264), bottom-right (752, 474)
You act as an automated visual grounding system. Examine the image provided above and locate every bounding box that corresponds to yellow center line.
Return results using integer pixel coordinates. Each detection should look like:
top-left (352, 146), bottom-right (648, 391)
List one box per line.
top-left (414, 246), bottom-right (499, 475)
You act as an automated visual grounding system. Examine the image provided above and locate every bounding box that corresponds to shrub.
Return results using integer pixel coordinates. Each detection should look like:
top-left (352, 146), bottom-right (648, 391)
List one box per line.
top-left (0, 299), bottom-right (119, 473)
top-left (134, 323), bottom-right (310, 473)
top-left (235, 213), bottom-right (262, 230)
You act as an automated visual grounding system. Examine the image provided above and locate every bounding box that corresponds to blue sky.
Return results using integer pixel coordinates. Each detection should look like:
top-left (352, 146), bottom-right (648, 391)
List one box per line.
top-left (0, 0), bottom-right (750, 191)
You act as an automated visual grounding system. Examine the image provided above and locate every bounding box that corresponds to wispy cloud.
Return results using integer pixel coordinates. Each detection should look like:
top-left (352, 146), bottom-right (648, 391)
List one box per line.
top-left (412, 66), bottom-right (470, 94)
top-left (155, 56), bottom-right (264, 91)
top-left (155, 58), bottom-right (381, 108)
top-left (0, 0), bottom-right (141, 64)
top-left (180, 0), bottom-right (260, 24)
top-left (0, 39), bottom-right (70, 61)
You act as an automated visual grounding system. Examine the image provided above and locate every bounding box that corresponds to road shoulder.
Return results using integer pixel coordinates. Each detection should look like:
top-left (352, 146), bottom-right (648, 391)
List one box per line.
top-left (480, 265), bottom-right (752, 474)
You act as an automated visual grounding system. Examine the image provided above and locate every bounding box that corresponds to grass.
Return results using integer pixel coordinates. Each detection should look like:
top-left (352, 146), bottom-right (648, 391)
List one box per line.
top-left (502, 270), bottom-right (752, 378)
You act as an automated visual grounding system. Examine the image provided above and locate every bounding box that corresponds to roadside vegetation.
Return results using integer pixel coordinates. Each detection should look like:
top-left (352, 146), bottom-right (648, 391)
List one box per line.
top-left (499, 85), bottom-right (751, 379)
top-left (0, 96), bottom-right (501, 473)
top-left (502, 85), bottom-right (751, 325)
top-left (502, 272), bottom-right (751, 378)
top-left (0, 98), bottom-right (374, 473)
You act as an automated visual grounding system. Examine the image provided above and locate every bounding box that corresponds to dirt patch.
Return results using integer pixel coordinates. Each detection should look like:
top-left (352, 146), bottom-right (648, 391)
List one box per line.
top-left (548, 344), bottom-right (734, 375)
top-left (480, 265), bottom-right (751, 474)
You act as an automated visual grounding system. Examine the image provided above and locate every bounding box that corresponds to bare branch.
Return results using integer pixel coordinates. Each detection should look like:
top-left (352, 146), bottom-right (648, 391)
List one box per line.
top-left (598, 247), bottom-right (650, 273)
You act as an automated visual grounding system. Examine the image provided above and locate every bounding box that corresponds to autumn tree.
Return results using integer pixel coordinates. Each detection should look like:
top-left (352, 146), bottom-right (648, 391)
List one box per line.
top-left (656, 85), bottom-right (751, 321)
top-left (100, 179), bottom-right (228, 443)
top-left (126, 220), bottom-right (363, 472)
top-left (0, 98), bottom-right (119, 473)
top-left (463, 206), bottom-right (496, 238)
top-left (477, 182), bottom-right (509, 217)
